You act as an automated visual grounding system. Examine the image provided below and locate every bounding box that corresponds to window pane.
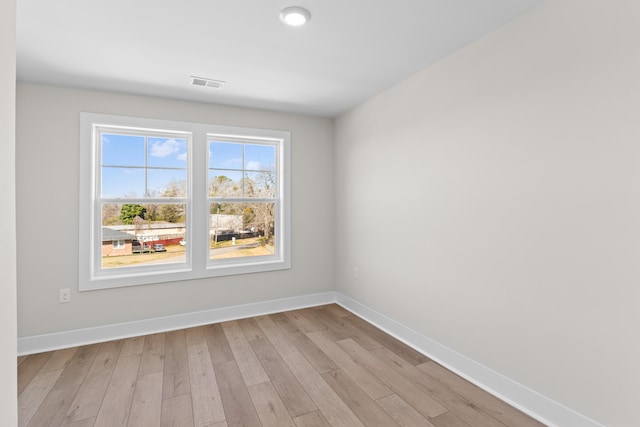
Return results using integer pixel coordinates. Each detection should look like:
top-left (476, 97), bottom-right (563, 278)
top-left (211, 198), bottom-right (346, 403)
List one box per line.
top-left (147, 137), bottom-right (188, 168)
top-left (244, 144), bottom-right (275, 171)
top-left (244, 172), bottom-right (276, 198)
top-left (101, 133), bottom-right (145, 166)
top-left (147, 169), bottom-right (187, 197)
top-left (209, 202), bottom-right (275, 260)
top-left (210, 141), bottom-right (242, 170)
top-left (208, 171), bottom-right (243, 198)
top-left (101, 167), bottom-right (145, 198)
top-left (101, 203), bottom-right (187, 269)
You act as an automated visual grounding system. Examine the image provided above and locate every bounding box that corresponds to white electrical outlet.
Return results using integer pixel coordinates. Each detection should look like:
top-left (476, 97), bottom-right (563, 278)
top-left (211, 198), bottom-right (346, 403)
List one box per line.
top-left (353, 267), bottom-right (359, 280)
top-left (59, 288), bottom-right (71, 303)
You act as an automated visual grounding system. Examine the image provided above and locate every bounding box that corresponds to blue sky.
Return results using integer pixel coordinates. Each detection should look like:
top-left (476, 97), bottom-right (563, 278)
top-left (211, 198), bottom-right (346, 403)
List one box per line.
top-left (209, 141), bottom-right (275, 172)
top-left (100, 135), bottom-right (276, 198)
top-left (101, 133), bottom-right (187, 198)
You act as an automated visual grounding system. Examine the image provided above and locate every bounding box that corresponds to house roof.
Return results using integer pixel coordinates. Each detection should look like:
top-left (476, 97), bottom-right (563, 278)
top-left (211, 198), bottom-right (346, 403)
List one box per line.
top-left (102, 227), bottom-right (136, 242)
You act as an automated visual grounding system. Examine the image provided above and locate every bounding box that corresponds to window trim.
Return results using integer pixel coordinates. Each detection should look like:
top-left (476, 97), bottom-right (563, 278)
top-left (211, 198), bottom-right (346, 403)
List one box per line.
top-left (79, 113), bottom-right (291, 291)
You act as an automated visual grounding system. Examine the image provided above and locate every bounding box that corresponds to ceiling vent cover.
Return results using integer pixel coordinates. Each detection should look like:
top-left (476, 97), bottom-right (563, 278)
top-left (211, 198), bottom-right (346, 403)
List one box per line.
top-left (189, 76), bottom-right (226, 89)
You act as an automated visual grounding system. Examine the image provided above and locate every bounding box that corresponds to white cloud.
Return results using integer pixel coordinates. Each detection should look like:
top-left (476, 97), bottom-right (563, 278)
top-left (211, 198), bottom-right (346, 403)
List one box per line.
top-left (150, 139), bottom-right (183, 158)
top-left (177, 152), bottom-right (187, 162)
top-left (246, 161), bottom-right (263, 170)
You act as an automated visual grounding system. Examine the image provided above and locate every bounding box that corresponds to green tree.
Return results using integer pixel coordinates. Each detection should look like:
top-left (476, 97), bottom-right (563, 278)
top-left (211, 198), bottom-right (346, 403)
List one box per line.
top-left (120, 204), bottom-right (146, 225)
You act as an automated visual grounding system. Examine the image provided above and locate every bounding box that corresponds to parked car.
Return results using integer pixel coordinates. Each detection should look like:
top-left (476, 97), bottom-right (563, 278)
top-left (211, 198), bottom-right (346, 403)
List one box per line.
top-left (153, 243), bottom-right (166, 252)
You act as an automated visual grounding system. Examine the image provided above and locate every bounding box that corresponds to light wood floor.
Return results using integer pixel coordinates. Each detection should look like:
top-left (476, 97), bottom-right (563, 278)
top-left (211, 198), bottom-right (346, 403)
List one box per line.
top-left (18, 304), bottom-right (545, 427)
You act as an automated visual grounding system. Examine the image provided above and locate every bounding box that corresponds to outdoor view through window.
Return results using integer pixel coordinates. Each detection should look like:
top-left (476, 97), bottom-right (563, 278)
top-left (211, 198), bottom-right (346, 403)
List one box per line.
top-left (99, 130), bottom-right (277, 270)
top-left (100, 131), bottom-right (189, 269)
top-left (208, 140), bottom-right (277, 261)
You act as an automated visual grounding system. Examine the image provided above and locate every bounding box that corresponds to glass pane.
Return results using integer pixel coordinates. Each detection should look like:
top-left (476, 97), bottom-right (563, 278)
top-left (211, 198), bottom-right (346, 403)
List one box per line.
top-left (208, 171), bottom-right (243, 198)
top-left (245, 144), bottom-right (276, 171)
top-left (210, 141), bottom-right (242, 170)
top-left (244, 172), bottom-right (276, 198)
top-left (147, 137), bottom-right (188, 168)
top-left (209, 202), bottom-right (275, 260)
top-left (147, 169), bottom-right (187, 197)
top-left (101, 203), bottom-right (187, 269)
top-left (101, 167), bottom-right (145, 198)
top-left (101, 133), bottom-right (145, 166)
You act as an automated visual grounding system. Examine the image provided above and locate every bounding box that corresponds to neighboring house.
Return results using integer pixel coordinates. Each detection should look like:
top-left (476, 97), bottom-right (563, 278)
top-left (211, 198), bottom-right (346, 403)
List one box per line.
top-left (103, 223), bottom-right (186, 256)
top-left (102, 227), bottom-right (136, 257)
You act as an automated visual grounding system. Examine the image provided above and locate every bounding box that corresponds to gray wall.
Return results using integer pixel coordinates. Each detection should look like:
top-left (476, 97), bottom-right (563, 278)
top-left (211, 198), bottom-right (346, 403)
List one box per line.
top-left (1, 0), bottom-right (17, 424)
top-left (334, 0), bottom-right (639, 425)
top-left (16, 84), bottom-right (334, 337)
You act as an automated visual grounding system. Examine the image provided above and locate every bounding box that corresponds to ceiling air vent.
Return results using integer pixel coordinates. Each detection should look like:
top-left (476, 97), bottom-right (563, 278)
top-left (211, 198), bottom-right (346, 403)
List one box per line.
top-left (189, 76), bottom-right (226, 89)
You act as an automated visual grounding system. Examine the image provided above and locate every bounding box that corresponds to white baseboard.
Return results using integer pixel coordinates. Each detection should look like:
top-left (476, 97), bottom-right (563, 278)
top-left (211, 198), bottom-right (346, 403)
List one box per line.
top-left (17, 291), bottom-right (337, 356)
top-left (18, 290), bottom-right (601, 427)
top-left (335, 293), bottom-right (603, 427)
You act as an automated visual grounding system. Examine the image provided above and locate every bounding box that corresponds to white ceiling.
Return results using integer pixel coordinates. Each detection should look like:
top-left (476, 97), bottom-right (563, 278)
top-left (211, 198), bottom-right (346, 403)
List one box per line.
top-left (16, 0), bottom-right (542, 117)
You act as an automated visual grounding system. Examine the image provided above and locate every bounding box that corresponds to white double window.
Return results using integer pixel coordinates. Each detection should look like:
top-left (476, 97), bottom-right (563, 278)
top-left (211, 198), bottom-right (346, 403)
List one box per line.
top-left (80, 113), bottom-right (291, 291)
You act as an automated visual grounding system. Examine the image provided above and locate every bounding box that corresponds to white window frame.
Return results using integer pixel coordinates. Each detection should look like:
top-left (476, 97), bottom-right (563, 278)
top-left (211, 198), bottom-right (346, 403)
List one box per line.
top-left (79, 113), bottom-right (291, 291)
top-left (112, 240), bottom-right (125, 250)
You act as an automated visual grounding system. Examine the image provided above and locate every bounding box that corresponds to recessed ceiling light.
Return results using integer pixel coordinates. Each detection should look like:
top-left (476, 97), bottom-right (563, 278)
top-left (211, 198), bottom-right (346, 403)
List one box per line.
top-left (189, 76), bottom-right (226, 89)
top-left (279, 6), bottom-right (311, 27)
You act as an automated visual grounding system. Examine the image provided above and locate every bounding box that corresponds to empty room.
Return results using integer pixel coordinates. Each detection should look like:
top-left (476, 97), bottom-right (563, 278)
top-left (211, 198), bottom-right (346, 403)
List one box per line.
top-left (2, 0), bottom-right (638, 426)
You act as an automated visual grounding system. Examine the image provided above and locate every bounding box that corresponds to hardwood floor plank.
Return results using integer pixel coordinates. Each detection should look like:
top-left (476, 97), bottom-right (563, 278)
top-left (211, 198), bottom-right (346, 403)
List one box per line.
top-left (185, 327), bottom-right (225, 426)
top-left (430, 411), bottom-right (473, 427)
top-left (94, 338), bottom-right (144, 427)
top-left (128, 371), bottom-right (163, 427)
top-left (278, 348), bottom-right (364, 427)
top-left (222, 321), bottom-right (270, 386)
top-left (254, 315), bottom-right (299, 355)
top-left (337, 338), bottom-right (447, 419)
top-left (287, 309), bottom-right (349, 342)
top-left (204, 323), bottom-right (234, 365)
top-left (18, 355), bottom-right (28, 367)
top-left (62, 417), bottom-right (96, 427)
top-left (214, 360), bottom-right (261, 427)
top-left (417, 362), bottom-right (544, 427)
top-left (26, 385), bottom-right (80, 427)
top-left (288, 331), bottom-right (340, 374)
top-left (54, 344), bottom-right (101, 390)
top-left (314, 304), bottom-right (350, 319)
top-left (41, 348), bottom-right (79, 372)
top-left (250, 338), bottom-right (317, 418)
top-left (376, 394), bottom-right (437, 427)
top-left (343, 315), bottom-right (431, 365)
top-left (268, 313), bottom-right (339, 373)
top-left (64, 340), bottom-right (123, 424)
top-left (238, 318), bottom-right (266, 342)
top-left (293, 411), bottom-right (331, 427)
top-left (139, 333), bottom-right (166, 376)
top-left (321, 369), bottom-right (399, 427)
top-left (372, 347), bottom-right (508, 427)
top-left (161, 393), bottom-right (194, 427)
top-left (20, 348), bottom-right (78, 426)
top-left (269, 313), bottom-right (300, 335)
top-left (314, 307), bottom-right (382, 351)
top-left (18, 368), bottom-right (65, 427)
top-left (18, 352), bottom-right (52, 394)
top-left (121, 336), bottom-right (145, 357)
top-left (284, 310), bottom-right (328, 334)
top-left (307, 331), bottom-right (392, 400)
top-left (162, 330), bottom-right (191, 400)
top-left (248, 381), bottom-right (296, 427)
